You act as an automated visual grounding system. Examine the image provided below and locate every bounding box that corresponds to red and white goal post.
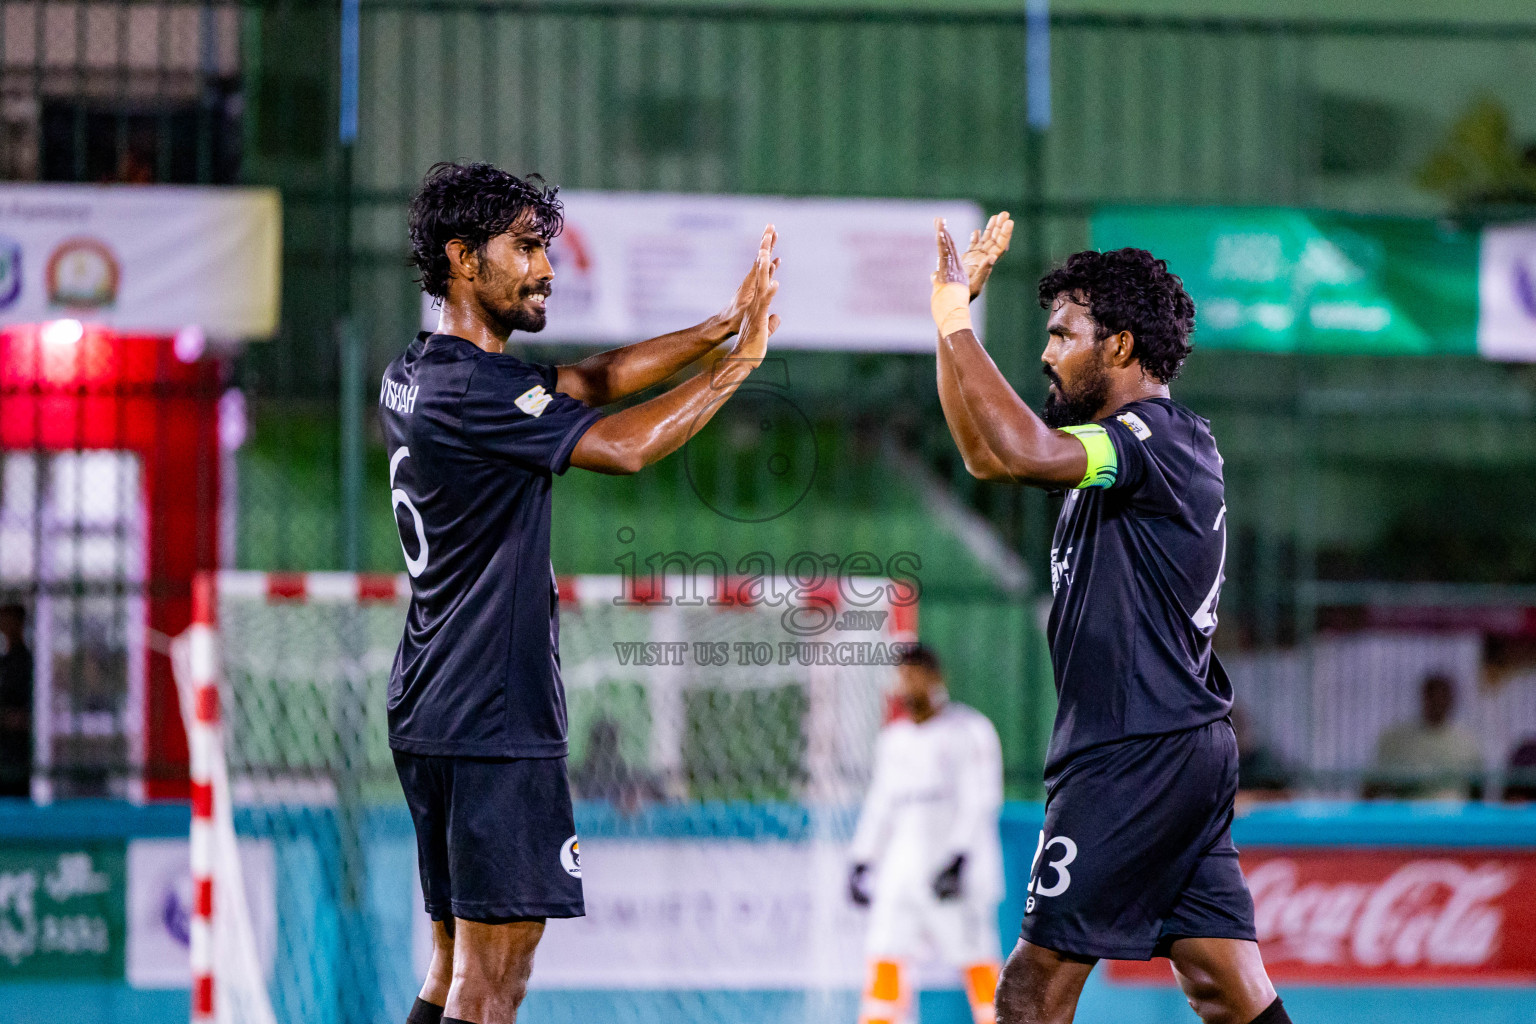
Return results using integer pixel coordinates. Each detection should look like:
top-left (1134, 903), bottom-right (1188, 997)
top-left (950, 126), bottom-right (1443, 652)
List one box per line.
top-left (172, 574), bottom-right (281, 1024)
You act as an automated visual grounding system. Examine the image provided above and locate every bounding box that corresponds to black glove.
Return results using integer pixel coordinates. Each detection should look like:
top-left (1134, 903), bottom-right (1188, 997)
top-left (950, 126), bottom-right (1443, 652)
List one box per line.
top-left (848, 863), bottom-right (873, 907)
top-left (932, 854), bottom-right (966, 901)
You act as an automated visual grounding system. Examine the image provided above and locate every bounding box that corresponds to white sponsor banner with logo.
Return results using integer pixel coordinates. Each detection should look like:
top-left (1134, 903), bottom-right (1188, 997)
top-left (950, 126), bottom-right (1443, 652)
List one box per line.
top-left (0, 184), bottom-right (281, 339)
top-left (420, 192), bottom-right (985, 352)
top-left (1479, 222), bottom-right (1536, 361)
top-left (413, 839), bottom-right (876, 989)
top-left (125, 837), bottom-right (277, 989)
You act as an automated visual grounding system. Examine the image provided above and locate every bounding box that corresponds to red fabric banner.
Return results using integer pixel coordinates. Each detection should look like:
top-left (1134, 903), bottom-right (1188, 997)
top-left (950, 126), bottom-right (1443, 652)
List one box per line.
top-left (1107, 849), bottom-right (1536, 985)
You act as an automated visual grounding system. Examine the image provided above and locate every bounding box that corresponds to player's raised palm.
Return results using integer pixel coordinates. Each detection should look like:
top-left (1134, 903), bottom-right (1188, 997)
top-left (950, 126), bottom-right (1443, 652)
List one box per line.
top-left (934, 218), bottom-right (968, 288)
top-left (716, 225), bottom-right (779, 337)
top-left (729, 231), bottom-right (781, 368)
top-left (962, 212), bottom-right (1013, 301)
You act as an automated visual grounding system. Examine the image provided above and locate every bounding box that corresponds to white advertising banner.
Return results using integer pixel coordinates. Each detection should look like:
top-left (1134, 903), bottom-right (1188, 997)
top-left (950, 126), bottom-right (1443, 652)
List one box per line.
top-left (0, 184), bottom-right (281, 339)
top-left (125, 837), bottom-right (277, 989)
top-left (1478, 223), bottom-right (1536, 361)
top-left (421, 192), bottom-right (986, 351)
top-left (413, 839), bottom-right (871, 989)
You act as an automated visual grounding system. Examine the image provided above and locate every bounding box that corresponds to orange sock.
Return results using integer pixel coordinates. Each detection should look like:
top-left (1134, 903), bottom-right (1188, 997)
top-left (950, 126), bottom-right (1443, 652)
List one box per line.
top-left (859, 958), bottom-right (905, 1024)
top-left (963, 962), bottom-right (1000, 1024)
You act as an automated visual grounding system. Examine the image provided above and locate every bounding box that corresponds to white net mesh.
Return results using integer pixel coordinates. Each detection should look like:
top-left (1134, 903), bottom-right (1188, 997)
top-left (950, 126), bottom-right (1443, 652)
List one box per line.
top-left (188, 571), bottom-right (910, 1024)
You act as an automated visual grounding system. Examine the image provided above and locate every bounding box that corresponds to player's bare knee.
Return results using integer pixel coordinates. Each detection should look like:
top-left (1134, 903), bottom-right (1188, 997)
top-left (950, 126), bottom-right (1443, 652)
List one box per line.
top-left (1174, 977), bottom-right (1250, 1024)
top-left (1179, 985), bottom-right (1222, 1022)
top-left (452, 927), bottom-right (538, 1001)
top-left (1175, 967), bottom-right (1218, 999)
top-left (455, 951), bottom-right (532, 990)
top-left (430, 920), bottom-right (455, 960)
top-left (424, 953), bottom-right (453, 995)
top-left (993, 958), bottom-right (1031, 1024)
top-left (1172, 968), bottom-right (1225, 1020)
top-left (1170, 940), bottom-right (1276, 1024)
top-left (451, 958), bottom-right (534, 1017)
top-left (490, 972), bottom-right (531, 1011)
top-left (416, 919), bottom-right (455, 1004)
top-left (1191, 997), bottom-right (1250, 1024)
top-left (994, 944), bottom-right (1076, 1024)
top-left (994, 950), bottom-right (1022, 997)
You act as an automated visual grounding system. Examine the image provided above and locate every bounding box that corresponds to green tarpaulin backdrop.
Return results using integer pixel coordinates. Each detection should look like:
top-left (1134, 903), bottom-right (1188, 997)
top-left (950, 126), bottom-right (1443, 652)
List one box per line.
top-left (1091, 208), bottom-right (1483, 356)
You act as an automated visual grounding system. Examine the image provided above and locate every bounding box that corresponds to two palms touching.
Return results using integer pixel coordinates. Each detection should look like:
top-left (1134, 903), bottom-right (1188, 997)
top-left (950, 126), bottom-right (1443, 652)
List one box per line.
top-left (730, 227), bottom-right (781, 366)
top-left (710, 224), bottom-right (781, 367)
top-left (723, 210), bottom-right (1011, 365)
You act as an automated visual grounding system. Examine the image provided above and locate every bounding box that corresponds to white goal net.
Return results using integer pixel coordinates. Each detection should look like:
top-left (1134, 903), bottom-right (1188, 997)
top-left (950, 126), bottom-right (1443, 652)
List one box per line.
top-left (174, 570), bottom-right (914, 1024)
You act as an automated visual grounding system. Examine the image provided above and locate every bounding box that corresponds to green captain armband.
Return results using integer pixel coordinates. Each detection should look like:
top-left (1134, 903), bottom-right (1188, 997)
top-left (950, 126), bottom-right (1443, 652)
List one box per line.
top-left (1059, 424), bottom-right (1118, 489)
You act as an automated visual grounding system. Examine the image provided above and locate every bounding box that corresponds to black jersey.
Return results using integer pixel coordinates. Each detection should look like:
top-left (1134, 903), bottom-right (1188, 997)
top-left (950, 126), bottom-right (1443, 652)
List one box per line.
top-left (1044, 397), bottom-right (1232, 774)
top-left (379, 332), bottom-right (601, 758)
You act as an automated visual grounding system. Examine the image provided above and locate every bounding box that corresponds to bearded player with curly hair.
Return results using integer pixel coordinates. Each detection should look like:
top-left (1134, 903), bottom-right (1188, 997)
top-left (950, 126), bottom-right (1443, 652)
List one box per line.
top-left (929, 217), bottom-right (1289, 1024)
top-left (382, 162), bottom-right (780, 1024)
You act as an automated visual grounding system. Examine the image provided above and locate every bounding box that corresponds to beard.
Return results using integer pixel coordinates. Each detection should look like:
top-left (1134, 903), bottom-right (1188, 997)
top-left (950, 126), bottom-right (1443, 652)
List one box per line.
top-left (506, 297), bottom-right (547, 334)
top-left (1041, 358), bottom-right (1111, 428)
top-left (479, 265), bottom-right (550, 334)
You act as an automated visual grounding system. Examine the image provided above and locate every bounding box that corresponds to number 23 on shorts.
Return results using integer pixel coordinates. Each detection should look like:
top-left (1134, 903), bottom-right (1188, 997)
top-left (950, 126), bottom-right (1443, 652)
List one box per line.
top-left (1026, 830), bottom-right (1078, 913)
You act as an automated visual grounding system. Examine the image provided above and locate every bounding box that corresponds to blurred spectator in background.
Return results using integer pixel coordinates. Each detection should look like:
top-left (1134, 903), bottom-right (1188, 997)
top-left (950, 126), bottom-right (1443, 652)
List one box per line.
top-left (0, 603), bottom-right (33, 799)
top-left (1232, 704), bottom-right (1291, 802)
top-left (1366, 673), bottom-right (1483, 800)
top-left (847, 646), bottom-right (1003, 1024)
top-left (570, 716), bottom-right (660, 813)
top-left (1503, 737), bottom-right (1536, 802)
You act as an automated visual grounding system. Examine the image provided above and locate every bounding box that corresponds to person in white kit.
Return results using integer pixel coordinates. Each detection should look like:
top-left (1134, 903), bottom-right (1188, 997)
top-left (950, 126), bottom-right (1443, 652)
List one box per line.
top-left (848, 645), bottom-right (1005, 1024)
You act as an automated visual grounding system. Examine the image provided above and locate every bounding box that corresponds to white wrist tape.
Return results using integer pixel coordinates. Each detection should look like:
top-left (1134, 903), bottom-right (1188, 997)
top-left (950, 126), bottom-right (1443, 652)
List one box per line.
top-left (930, 282), bottom-right (972, 339)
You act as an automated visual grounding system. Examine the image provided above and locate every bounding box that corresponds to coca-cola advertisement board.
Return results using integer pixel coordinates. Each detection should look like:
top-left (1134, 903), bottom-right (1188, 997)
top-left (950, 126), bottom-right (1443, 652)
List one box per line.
top-left (1107, 849), bottom-right (1536, 985)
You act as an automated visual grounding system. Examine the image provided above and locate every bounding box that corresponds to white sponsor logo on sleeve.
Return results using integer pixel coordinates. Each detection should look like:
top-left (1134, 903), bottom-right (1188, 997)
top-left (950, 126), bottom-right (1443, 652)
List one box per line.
top-left (516, 385), bottom-right (553, 417)
top-left (1115, 411), bottom-right (1152, 440)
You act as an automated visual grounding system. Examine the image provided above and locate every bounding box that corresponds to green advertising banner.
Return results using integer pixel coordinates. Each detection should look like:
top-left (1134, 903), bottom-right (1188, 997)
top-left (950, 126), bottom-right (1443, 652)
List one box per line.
top-left (0, 842), bottom-right (126, 980)
top-left (1091, 208), bottom-right (1484, 356)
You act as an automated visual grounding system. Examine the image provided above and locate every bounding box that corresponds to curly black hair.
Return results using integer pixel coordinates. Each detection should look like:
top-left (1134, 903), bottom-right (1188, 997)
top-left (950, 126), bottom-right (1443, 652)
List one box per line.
top-left (408, 162), bottom-right (564, 299)
top-left (1037, 248), bottom-right (1195, 384)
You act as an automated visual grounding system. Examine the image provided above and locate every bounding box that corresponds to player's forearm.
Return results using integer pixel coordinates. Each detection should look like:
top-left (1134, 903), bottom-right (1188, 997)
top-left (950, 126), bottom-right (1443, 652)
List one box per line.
top-left (557, 319), bottom-right (731, 406)
top-left (940, 329), bottom-right (1085, 487)
top-left (569, 358), bottom-right (754, 474)
top-left (936, 335), bottom-right (1011, 481)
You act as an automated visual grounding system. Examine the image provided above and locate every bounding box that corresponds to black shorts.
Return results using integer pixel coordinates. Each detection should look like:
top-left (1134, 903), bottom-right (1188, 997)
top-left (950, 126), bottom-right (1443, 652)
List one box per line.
top-left (393, 751), bottom-right (585, 921)
top-left (1019, 718), bottom-right (1256, 961)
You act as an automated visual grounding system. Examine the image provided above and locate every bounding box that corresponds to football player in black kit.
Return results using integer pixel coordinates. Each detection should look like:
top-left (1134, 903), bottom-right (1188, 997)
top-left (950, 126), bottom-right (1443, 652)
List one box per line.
top-left (381, 162), bottom-right (779, 1024)
top-left (928, 215), bottom-right (1290, 1024)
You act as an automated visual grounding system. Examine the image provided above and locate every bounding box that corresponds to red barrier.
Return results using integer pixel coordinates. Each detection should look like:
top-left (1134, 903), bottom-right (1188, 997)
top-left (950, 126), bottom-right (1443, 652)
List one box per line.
top-left (1107, 849), bottom-right (1536, 985)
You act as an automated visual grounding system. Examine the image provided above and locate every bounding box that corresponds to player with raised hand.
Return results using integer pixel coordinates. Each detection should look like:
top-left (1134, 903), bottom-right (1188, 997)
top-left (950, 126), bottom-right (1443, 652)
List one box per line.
top-left (381, 162), bottom-right (779, 1024)
top-left (929, 219), bottom-right (1291, 1024)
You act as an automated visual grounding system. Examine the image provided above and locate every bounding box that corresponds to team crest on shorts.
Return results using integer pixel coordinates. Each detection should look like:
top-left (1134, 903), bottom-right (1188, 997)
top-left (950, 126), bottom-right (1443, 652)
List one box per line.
top-left (560, 835), bottom-right (581, 878)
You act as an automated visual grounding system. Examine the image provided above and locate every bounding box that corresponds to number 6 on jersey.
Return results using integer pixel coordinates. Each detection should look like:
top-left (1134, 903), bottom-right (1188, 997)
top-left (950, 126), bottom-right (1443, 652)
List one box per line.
top-left (390, 446), bottom-right (429, 577)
